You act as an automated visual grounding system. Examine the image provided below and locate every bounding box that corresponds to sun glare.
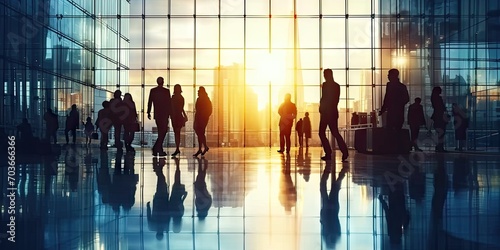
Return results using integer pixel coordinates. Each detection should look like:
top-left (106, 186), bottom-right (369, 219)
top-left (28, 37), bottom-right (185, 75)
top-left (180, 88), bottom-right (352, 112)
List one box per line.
top-left (247, 51), bottom-right (288, 110)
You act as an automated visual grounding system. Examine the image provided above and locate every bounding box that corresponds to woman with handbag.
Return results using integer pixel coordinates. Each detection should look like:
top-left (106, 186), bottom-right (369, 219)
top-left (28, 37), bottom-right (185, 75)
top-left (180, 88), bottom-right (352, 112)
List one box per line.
top-left (123, 93), bottom-right (138, 152)
top-left (193, 86), bottom-right (212, 157)
top-left (430, 86), bottom-right (448, 152)
top-left (171, 84), bottom-right (188, 157)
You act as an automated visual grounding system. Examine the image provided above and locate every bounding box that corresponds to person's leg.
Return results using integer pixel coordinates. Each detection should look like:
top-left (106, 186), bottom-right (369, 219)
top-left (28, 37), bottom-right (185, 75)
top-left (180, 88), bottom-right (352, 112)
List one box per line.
top-left (101, 132), bottom-right (109, 149)
top-left (305, 137), bottom-right (309, 148)
top-left (284, 126), bottom-right (292, 153)
top-left (279, 126), bottom-right (285, 152)
top-left (330, 118), bottom-right (348, 160)
top-left (65, 128), bottom-right (70, 144)
top-left (114, 123), bottom-right (122, 147)
top-left (71, 128), bottom-right (76, 144)
top-left (318, 116), bottom-right (331, 158)
top-left (155, 119), bottom-right (167, 153)
top-left (201, 125), bottom-right (209, 151)
top-left (298, 134), bottom-right (303, 147)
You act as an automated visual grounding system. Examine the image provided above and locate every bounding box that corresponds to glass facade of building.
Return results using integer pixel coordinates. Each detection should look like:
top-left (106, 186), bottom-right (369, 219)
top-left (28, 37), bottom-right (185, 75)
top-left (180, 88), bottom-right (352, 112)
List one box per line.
top-left (2, 0), bottom-right (499, 150)
top-left (1, 0), bottom-right (129, 135)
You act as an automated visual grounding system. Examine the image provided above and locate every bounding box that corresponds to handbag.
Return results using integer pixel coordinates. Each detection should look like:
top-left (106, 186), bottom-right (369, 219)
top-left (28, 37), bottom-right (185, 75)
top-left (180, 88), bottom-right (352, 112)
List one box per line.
top-left (91, 132), bottom-right (99, 140)
top-left (133, 121), bottom-right (141, 132)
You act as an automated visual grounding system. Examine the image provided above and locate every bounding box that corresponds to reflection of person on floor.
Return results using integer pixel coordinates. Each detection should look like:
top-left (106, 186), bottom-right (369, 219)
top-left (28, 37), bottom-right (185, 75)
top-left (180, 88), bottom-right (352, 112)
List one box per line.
top-left (279, 154), bottom-right (297, 213)
top-left (303, 112), bottom-right (312, 148)
top-left (147, 158), bottom-right (170, 240)
top-left (194, 158), bottom-right (212, 219)
top-left (320, 165), bottom-right (347, 248)
top-left (428, 154), bottom-right (448, 249)
top-left (378, 181), bottom-right (410, 244)
top-left (96, 151), bottom-right (111, 204)
top-left (297, 147), bottom-right (311, 182)
top-left (120, 151), bottom-right (138, 211)
top-left (170, 158), bottom-right (188, 232)
top-left (65, 147), bottom-right (79, 192)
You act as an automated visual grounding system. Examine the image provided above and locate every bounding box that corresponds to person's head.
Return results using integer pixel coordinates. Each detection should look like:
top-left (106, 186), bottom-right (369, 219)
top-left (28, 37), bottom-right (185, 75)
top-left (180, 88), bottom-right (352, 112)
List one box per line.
top-left (323, 68), bottom-right (333, 81)
top-left (86, 117), bottom-right (91, 122)
top-left (432, 86), bottom-right (442, 96)
top-left (299, 118), bottom-right (302, 121)
top-left (157, 77), bottom-right (164, 86)
top-left (284, 93), bottom-right (291, 102)
top-left (113, 90), bottom-right (122, 99)
top-left (71, 104), bottom-right (77, 110)
top-left (414, 97), bottom-right (421, 104)
top-left (305, 112), bottom-right (309, 117)
top-left (198, 86), bottom-right (207, 97)
top-left (102, 100), bottom-right (110, 108)
top-left (174, 84), bottom-right (182, 94)
top-left (388, 68), bottom-right (399, 82)
top-left (124, 93), bottom-right (133, 102)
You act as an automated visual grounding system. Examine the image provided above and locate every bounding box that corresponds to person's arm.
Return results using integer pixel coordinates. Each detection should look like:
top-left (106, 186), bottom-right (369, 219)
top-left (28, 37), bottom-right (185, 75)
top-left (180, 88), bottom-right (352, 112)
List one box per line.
top-left (147, 89), bottom-right (153, 120)
top-left (181, 97), bottom-right (187, 120)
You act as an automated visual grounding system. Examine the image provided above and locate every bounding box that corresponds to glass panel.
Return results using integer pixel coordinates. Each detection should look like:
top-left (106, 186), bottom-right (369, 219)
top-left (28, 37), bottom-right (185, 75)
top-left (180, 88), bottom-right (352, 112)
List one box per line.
top-left (196, 0), bottom-right (218, 15)
top-left (145, 18), bottom-right (169, 48)
top-left (196, 18), bottom-right (219, 48)
top-left (246, 18), bottom-right (269, 49)
top-left (221, 18), bottom-right (244, 48)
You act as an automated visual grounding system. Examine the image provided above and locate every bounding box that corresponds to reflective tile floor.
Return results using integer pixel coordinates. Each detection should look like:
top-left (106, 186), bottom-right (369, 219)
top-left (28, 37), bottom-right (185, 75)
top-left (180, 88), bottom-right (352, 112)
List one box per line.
top-left (1, 146), bottom-right (500, 250)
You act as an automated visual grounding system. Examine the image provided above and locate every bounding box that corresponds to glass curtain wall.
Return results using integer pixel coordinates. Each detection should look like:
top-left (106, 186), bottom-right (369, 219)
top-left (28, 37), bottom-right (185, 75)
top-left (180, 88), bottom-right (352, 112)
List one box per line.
top-left (0, 0), bottom-right (129, 138)
top-left (2, 0), bottom-right (499, 150)
top-left (128, 0), bottom-right (500, 150)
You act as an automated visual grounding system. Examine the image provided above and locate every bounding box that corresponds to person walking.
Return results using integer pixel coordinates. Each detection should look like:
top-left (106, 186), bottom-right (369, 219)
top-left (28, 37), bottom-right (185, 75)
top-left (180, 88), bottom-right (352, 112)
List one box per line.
top-left (303, 112), bottom-right (312, 148)
top-left (431, 86), bottom-right (449, 152)
top-left (318, 69), bottom-right (348, 162)
top-left (96, 101), bottom-right (112, 150)
top-left (171, 84), bottom-right (188, 157)
top-left (296, 118), bottom-right (304, 147)
top-left (379, 69), bottom-right (410, 130)
top-left (110, 90), bottom-right (126, 149)
top-left (277, 93), bottom-right (297, 154)
top-left (407, 97), bottom-right (426, 151)
top-left (44, 108), bottom-right (59, 144)
top-left (123, 93), bottom-right (138, 152)
top-left (65, 104), bottom-right (79, 144)
top-left (147, 77), bottom-right (172, 157)
top-left (83, 117), bottom-right (95, 145)
top-left (193, 86), bottom-right (212, 157)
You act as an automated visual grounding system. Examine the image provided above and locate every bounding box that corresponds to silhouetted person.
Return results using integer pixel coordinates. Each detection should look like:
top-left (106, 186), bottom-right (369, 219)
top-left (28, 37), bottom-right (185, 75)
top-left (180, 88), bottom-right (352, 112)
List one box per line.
top-left (279, 154), bottom-right (296, 213)
top-left (120, 151), bottom-right (138, 211)
top-left (296, 118), bottom-right (303, 147)
top-left (297, 147), bottom-right (310, 182)
top-left (303, 112), bottom-right (312, 148)
top-left (17, 118), bottom-right (34, 143)
top-left (96, 101), bottom-right (112, 150)
top-left (278, 93), bottom-right (297, 154)
top-left (320, 165), bottom-right (347, 248)
top-left (44, 108), bottom-right (59, 144)
top-left (65, 104), bottom-right (79, 144)
top-left (319, 69), bottom-right (348, 162)
top-left (123, 93), bottom-right (138, 152)
top-left (407, 97), bottom-right (426, 151)
top-left (379, 68), bottom-right (410, 129)
top-left (171, 84), bottom-right (188, 157)
top-left (110, 90), bottom-right (127, 149)
top-left (147, 77), bottom-right (172, 156)
top-left (193, 86), bottom-right (212, 157)
top-left (83, 117), bottom-right (94, 145)
top-left (408, 165), bottom-right (425, 203)
top-left (378, 181), bottom-right (410, 244)
top-left (170, 158), bottom-right (188, 232)
top-left (147, 157), bottom-right (170, 239)
top-left (431, 87), bottom-right (448, 152)
top-left (109, 150), bottom-right (125, 212)
top-left (452, 103), bottom-right (468, 151)
top-left (194, 158), bottom-right (212, 219)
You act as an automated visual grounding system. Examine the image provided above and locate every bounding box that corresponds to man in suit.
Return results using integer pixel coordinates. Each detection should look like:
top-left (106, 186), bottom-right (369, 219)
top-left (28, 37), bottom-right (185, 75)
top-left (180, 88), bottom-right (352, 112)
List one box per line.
top-left (277, 93), bottom-right (297, 154)
top-left (407, 97), bottom-right (426, 151)
top-left (379, 69), bottom-right (410, 130)
top-left (319, 69), bottom-right (348, 162)
top-left (147, 77), bottom-right (172, 156)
